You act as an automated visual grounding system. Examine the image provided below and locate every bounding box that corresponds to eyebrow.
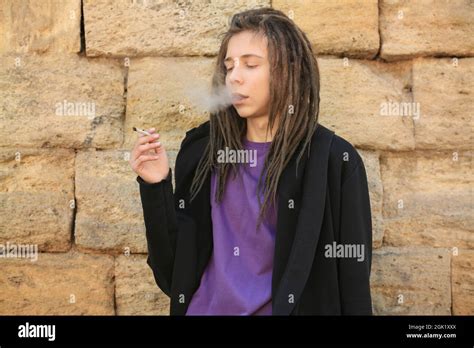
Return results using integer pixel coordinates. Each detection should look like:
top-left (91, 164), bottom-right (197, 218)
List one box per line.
top-left (224, 54), bottom-right (264, 63)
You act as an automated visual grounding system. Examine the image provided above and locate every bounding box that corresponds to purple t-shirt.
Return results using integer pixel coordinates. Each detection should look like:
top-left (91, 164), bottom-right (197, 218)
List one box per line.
top-left (185, 137), bottom-right (277, 315)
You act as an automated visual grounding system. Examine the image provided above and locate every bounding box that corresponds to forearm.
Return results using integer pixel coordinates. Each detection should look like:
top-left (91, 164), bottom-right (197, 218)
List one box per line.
top-left (137, 168), bottom-right (177, 296)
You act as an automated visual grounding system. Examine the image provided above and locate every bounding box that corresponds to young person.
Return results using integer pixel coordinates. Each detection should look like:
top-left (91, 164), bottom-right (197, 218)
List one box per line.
top-left (130, 8), bottom-right (373, 315)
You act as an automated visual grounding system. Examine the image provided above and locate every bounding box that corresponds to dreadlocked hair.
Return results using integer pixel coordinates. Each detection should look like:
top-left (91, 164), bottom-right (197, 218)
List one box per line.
top-left (189, 7), bottom-right (320, 231)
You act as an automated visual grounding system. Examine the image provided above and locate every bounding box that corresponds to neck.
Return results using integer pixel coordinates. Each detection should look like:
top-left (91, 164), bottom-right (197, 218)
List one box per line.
top-left (246, 116), bottom-right (277, 143)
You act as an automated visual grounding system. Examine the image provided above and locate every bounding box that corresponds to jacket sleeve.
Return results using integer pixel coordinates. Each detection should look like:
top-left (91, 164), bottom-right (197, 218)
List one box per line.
top-left (337, 158), bottom-right (373, 315)
top-left (137, 168), bottom-right (178, 297)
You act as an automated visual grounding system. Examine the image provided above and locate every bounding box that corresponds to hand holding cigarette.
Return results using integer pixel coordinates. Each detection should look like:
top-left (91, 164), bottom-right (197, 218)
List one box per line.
top-left (129, 127), bottom-right (170, 184)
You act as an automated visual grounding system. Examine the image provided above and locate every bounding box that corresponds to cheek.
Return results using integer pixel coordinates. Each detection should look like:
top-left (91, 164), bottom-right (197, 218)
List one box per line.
top-left (257, 72), bottom-right (270, 101)
top-left (250, 71), bottom-right (270, 94)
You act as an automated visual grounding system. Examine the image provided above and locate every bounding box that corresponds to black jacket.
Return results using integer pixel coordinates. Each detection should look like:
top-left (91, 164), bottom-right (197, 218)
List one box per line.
top-left (137, 121), bottom-right (373, 315)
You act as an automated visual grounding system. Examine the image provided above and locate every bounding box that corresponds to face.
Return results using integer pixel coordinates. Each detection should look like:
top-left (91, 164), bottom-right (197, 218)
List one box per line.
top-left (224, 31), bottom-right (270, 120)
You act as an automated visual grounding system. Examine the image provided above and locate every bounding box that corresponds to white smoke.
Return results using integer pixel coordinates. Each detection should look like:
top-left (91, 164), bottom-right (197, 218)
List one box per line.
top-left (185, 82), bottom-right (234, 114)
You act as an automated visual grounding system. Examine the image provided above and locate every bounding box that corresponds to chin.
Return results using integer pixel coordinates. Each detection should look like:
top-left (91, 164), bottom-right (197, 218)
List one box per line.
top-left (233, 106), bottom-right (255, 118)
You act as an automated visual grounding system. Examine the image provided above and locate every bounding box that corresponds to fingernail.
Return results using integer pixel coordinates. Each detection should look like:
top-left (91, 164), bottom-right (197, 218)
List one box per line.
top-left (156, 142), bottom-right (161, 146)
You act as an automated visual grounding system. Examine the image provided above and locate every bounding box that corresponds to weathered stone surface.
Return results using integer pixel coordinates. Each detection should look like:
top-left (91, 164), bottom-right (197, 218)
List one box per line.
top-left (124, 57), bottom-right (214, 150)
top-left (0, 251), bottom-right (114, 315)
top-left (358, 150), bottom-right (383, 248)
top-left (75, 149), bottom-right (146, 253)
top-left (0, 0), bottom-right (470, 317)
top-left (380, 0), bottom-right (474, 61)
top-left (413, 58), bottom-right (473, 150)
top-left (371, 247), bottom-right (451, 315)
top-left (0, 0), bottom-right (81, 53)
top-left (0, 54), bottom-right (125, 149)
top-left (319, 58), bottom-right (415, 150)
top-left (115, 254), bottom-right (170, 315)
top-left (380, 151), bottom-right (473, 249)
top-left (75, 148), bottom-right (178, 253)
top-left (452, 249), bottom-right (474, 315)
top-left (273, 0), bottom-right (379, 58)
top-left (0, 149), bottom-right (75, 252)
top-left (84, 0), bottom-right (270, 57)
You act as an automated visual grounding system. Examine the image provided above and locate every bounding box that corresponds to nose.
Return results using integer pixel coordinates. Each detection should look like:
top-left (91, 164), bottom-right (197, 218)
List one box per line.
top-left (227, 65), bottom-right (243, 85)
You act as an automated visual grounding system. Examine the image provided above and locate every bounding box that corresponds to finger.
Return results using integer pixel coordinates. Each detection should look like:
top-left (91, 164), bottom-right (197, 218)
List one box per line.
top-left (138, 141), bottom-right (162, 154)
top-left (148, 141), bottom-right (164, 155)
top-left (135, 154), bottom-right (160, 165)
top-left (151, 142), bottom-right (164, 154)
top-left (137, 133), bottom-right (160, 145)
top-left (138, 128), bottom-right (156, 137)
top-left (131, 138), bottom-right (154, 161)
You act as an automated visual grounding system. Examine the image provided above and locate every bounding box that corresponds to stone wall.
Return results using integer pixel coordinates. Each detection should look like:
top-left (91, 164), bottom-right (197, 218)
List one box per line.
top-left (0, 0), bottom-right (472, 315)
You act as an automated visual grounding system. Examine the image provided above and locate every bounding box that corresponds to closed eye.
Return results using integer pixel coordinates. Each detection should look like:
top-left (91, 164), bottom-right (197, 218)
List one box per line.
top-left (226, 64), bottom-right (258, 72)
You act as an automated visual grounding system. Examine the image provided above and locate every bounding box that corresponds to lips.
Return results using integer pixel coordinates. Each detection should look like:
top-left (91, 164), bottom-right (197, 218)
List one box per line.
top-left (232, 93), bottom-right (249, 104)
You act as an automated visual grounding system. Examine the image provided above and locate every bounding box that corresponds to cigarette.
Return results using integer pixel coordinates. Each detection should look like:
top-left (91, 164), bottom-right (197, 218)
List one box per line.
top-left (132, 127), bottom-right (152, 136)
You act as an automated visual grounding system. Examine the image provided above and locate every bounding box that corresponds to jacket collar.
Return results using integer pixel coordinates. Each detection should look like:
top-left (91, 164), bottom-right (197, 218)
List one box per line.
top-left (179, 122), bottom-right (335, 315)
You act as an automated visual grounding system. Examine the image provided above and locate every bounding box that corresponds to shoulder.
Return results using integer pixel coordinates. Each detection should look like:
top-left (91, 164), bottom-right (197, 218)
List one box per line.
top-left (180, 121), bottom-right (363, 181)
top-left (174, 121), bottom-right (210, 183)
top-left (185, 120), bottom-right (210, 138)
top-left (315, 123), bottom-right (364, 182)
top-left (179, 120), bottom-right (210, 151)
